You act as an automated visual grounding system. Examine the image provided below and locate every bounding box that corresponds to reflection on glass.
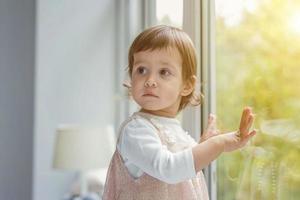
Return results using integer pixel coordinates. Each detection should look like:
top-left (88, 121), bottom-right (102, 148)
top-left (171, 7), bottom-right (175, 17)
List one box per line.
top-left (215, 0), bottom-right (300, 199)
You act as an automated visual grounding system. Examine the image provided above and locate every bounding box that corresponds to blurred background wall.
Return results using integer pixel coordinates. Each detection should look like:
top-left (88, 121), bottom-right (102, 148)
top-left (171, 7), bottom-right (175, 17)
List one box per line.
top-left (0, 0), bottom-right (117, 199)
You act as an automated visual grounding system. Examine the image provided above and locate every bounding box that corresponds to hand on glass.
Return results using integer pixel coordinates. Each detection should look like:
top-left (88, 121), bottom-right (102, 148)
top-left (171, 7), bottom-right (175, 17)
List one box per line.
top-left (200, 114), bottom-right (220, 143)
top-left (221, 107), bottom-right (257, 152)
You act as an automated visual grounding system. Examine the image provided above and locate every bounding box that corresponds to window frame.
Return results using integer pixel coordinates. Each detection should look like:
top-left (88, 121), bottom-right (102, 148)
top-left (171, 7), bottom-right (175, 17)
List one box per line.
top-left (182, 0), bottom-right (217, 199)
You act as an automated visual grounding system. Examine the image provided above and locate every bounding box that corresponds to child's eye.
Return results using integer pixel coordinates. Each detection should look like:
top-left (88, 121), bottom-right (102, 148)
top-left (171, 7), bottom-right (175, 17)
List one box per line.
top-left (160, 69), bottom-right (171, 76)
top-left (136, 66), bottom-right (147, 75)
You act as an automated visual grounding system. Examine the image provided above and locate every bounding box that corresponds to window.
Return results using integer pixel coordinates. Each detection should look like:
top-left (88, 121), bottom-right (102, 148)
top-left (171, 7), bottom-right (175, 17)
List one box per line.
top-left (150, 1), bottom-right (300, 199)
top-left (156, 0), bottom-right (183, 28)
top-left (215, 0), bottom-right (300, 199)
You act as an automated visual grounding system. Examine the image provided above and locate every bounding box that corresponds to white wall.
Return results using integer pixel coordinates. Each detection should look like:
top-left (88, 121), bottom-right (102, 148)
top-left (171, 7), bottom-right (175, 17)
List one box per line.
top-left (34, 0), bottom-right (116, 199)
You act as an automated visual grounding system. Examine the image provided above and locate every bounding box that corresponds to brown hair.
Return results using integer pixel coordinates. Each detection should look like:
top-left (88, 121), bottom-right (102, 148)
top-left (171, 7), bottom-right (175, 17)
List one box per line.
top-left (128, 25), bottom-right (201, 112)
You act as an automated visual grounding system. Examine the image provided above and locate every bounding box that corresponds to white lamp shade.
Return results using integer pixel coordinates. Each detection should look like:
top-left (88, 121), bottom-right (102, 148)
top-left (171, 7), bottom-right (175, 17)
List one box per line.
top-left (53, 125), bottom-right (115, 171)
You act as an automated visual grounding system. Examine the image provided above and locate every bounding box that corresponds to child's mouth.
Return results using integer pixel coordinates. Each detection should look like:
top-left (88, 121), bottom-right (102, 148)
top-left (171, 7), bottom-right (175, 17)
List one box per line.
top-left (143, 93), bottom-right (158, 98)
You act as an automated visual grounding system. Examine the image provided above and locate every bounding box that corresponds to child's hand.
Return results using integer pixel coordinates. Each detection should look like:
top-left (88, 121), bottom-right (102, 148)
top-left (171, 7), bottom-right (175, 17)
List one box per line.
top-left (200, 114), bottom-right (220, 143)
top-left (221, 107), bottom-right (256, 152)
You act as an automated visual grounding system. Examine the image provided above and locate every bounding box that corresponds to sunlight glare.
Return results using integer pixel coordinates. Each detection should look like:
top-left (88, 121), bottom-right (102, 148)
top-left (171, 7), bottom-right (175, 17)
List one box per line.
top-left (215, 0), bottom-right (244, 26)
top-left (215, 0), bottom-right (259, 27)
top-left (289, 12), bottom-right (300, 34)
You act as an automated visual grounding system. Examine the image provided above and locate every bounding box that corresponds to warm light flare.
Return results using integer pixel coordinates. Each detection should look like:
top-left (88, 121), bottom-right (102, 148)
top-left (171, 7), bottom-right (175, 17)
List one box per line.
top-left (289, 12), bottom-right (300, 34)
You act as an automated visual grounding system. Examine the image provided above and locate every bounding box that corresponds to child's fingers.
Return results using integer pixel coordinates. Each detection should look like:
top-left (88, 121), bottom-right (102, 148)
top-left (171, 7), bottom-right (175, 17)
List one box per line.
top-left (246, 114), bottom-right (254, 130)
top-left (207, 114), bottom-right (216, 129)
top-left (242, 130), bottom-right (257, 143)
top-left (241, 114), bottom-right (253, 134)
top-left (208, 114), bottom-right (216, 123)
top-left (239, 107), bottom-right (251, 129)
top-left (240, 107), bottom-right (254, 134)
top-left (201, 114), bottom-right (219, 142)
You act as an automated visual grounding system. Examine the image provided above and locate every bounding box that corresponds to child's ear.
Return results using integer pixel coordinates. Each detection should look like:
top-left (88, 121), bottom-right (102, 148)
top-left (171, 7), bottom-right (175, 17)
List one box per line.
top-left (181, 75), bottom-right (196, 96)
top-left (122, 80), bottom-right (132, 88)
top-left (123, 80), bottom-right (132, 97)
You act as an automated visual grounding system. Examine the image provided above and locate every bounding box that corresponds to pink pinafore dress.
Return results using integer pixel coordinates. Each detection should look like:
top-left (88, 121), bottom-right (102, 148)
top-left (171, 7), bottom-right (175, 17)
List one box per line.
top-left (103, 113), bottom-right (209, 200)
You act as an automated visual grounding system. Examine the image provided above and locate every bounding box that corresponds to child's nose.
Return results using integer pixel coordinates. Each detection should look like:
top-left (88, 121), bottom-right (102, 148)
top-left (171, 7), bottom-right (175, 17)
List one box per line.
top-left (144, 78), bottom-right (157, 88)
top-left (145, 81), bottom-right (157, 87)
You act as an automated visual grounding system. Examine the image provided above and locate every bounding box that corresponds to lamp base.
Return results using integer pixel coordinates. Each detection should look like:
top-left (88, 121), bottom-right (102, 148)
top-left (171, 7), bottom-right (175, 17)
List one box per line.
top-left (62, 192), bottom-right (100, 200)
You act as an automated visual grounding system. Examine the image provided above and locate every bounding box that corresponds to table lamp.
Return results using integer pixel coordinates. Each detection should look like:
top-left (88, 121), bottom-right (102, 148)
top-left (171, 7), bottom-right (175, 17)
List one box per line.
top-left (53, 124), bottom-right (115, 197)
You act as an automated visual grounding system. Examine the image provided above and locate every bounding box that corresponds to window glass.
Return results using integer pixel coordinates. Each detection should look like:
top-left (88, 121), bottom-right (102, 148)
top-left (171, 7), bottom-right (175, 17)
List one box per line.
top-left (156, 0), bottom-right (183, 28)
top-left (215, 0), bottom-right (300, 199)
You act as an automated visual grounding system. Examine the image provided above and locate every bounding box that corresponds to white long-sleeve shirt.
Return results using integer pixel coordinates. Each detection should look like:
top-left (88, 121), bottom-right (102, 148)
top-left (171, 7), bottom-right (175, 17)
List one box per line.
top-left (117, 112), bottom-right (197, 184)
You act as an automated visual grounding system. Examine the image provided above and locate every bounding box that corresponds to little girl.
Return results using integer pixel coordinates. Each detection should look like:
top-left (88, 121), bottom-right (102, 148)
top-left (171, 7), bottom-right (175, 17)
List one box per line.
top-left (103, 25), bottom-right (256, 200)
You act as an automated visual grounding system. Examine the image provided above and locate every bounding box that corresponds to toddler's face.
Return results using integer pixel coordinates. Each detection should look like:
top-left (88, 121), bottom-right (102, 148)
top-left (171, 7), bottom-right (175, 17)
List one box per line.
top-left (131, 48), bottom-right (186, 117)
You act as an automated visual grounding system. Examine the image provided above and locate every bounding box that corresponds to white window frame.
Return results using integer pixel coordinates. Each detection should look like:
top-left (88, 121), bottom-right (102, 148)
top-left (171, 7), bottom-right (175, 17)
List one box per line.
top-left (182, 0), bottom-right (217, 199)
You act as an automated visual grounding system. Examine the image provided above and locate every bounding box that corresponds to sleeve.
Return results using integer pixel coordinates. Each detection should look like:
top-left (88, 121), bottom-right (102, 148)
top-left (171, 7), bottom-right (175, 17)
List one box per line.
top-left (118, 118), bottom-right (197, 184)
